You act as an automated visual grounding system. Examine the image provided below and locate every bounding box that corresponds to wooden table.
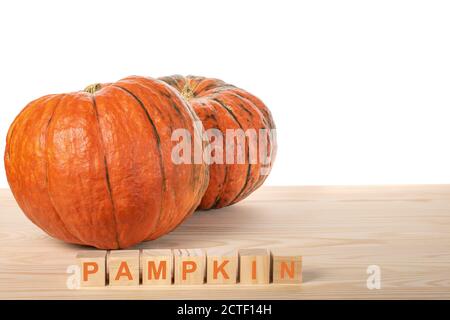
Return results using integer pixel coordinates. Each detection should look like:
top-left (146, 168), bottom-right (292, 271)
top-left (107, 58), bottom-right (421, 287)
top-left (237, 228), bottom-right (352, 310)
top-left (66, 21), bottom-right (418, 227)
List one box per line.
top-left (1, 185), bottom-right (450, 299)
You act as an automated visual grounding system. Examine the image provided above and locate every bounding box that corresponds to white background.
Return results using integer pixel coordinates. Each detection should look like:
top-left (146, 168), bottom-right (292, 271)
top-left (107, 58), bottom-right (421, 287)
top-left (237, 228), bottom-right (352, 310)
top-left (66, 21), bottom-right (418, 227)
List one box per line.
top-left (1, 0), bottom-right (450, 188)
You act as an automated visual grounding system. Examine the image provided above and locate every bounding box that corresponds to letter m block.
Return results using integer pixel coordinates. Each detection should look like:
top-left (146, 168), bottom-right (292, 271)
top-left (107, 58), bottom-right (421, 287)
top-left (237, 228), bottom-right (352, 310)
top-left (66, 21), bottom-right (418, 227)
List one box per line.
top-left (141, 249), bottom-right (173, 285)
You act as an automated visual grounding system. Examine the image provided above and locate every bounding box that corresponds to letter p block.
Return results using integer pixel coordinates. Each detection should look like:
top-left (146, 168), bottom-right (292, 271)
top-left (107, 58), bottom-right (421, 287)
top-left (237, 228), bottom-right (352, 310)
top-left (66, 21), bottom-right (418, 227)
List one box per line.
top-left (174, 249), bottom-right (206, 285)
top-left (76, 250), bottom-right (107, 287)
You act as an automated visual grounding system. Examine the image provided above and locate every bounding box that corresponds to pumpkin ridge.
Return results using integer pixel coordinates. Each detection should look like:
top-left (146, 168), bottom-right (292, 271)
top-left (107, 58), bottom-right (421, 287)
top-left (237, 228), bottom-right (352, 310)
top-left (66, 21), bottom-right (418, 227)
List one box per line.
top-left (215, 93), bottom-right (267, 205)
top-left (220, 92), bottom-right (255, 120)
top-left (164, 80), bottom-right (204, 133)
top-left (191, 99), bottom-right (226, 209)
top-left (9, 95), bottom-right (57, 229)
top-left (225, 91), bottom-right (276, 202)
top-left (207, 168), bottom-right (227, 210)
top-left (127, 80), bottom-right (193, 230)
top-left (158, 75), bottom-right (179, 90)
top-left (232, 90), bottom-right (276, 129)
top-left (171, 97), bottom-right (201, 204)
top-left (207, 99), bottom-right (244, 208)
top-left (44, 95), bottom-right (84, 244)
top-left (224, 93), bottom-right (267, 203)
top-left (113, 85), bottom-right (165, 239)
top-left (5, 95), bottom-right (54, 168)
top-left (205, 100), bottom-right (237, 208)
top-left (118, 79), bottom-right (181, 234)
top-left (212, 98), bottom-right (241, 126)
top-left (231, 160), bottom-right (252, 205)
top-left (90, 95), bottom-right (121, 249)
top-left (211, 98), bottom-right (251, 208)
top-left (162, 83), bottom-right (211, 214)
top-left (123, 79), bottom-right (208, 239)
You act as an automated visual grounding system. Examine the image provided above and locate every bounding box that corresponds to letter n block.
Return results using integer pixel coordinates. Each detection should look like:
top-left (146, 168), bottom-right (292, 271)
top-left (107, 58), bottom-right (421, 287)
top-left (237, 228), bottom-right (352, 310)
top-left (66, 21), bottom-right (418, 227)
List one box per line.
top-left (174, 249), bottom-right (206, 285)
top-left (77, 250), bottom-right (107, 287)
top-left (141, 249), bottom-right (173, 285)
top-left (239, 248), bottom-right (270, 284)
top-left (206, 247), bottom-right (238, 284)
top-left (108, 250), bottom-right (140, 286)
top-left (271, 248), bottom-right (302, 284)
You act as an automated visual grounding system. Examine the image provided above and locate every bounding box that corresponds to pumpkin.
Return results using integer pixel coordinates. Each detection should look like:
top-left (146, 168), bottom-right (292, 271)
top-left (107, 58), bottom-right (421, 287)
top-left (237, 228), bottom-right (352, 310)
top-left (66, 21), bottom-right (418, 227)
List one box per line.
top-left (4, 76), bottom-right (209, 249)
top-left (160, 75), bottom-right (277, 209)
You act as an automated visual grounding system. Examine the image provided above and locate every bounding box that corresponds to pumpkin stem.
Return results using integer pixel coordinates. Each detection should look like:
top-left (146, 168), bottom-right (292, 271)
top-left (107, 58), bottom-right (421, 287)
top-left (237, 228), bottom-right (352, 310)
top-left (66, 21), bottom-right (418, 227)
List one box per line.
top-left (181, 82), bottom-right (195, 100)
top-left (84, 83), bottom-right (102, 94)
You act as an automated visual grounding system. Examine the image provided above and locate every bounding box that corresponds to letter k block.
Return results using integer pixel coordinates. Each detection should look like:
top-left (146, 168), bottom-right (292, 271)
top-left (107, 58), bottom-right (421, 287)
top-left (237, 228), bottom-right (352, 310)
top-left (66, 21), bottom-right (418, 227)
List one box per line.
top-left (206, 247), bottom-right (238, 284)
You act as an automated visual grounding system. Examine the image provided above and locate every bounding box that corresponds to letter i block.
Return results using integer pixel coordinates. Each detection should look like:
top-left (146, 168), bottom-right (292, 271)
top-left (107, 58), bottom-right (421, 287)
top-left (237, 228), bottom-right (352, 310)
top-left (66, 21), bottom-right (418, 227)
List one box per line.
top-left (271, 248), bottom-right (302, 284)
top-left (239, 249), bottom-right (270, 284)
top-left (108, 250), bottom-right (140, 286)
top-left (141, 249), bottom-right (173, 285)
top-left (77, 250), bottom-right (107, 287)
top-left (174, 249), bottom-right (206, 285)
top-left (206, 247), bottom-right (238, 284)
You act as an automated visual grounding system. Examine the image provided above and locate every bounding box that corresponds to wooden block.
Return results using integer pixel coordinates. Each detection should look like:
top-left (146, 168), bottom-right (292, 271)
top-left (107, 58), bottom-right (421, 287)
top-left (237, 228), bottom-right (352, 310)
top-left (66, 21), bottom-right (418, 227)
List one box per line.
top-left (271, 248), bottom-right (302, 284)
top-left (141, 249), bottom-right (173, 285)
top-left (77, 250), bottom-right (107, 287)
top-left (174, 249), bottom-right (206, 285)
top-left (206, 247), bottom-right (238, 284)
top-left (239, 248), bottom-right (270, 284)
top-left (108, 250), bottom-right (140, 286)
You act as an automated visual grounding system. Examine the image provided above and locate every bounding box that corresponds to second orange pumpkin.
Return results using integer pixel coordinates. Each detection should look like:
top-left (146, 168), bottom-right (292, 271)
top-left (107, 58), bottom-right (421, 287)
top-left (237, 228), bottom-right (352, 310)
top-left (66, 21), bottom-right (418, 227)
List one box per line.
top-left (160, 75), bottom-right (277, 209)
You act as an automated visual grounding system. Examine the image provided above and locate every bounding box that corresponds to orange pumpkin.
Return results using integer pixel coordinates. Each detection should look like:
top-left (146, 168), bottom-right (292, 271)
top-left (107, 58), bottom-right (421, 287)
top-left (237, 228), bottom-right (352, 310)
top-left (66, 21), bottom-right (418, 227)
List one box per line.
top-left (4, 76), bottom-right (209, 249)
top-left (160, 75), bottom-right (277, 209)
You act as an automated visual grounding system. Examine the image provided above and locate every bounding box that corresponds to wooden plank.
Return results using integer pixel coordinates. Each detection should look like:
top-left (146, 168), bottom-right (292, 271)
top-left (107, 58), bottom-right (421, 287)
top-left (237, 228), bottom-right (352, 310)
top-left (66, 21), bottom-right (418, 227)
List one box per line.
top-left (1, 186), bottom-right (450, 298)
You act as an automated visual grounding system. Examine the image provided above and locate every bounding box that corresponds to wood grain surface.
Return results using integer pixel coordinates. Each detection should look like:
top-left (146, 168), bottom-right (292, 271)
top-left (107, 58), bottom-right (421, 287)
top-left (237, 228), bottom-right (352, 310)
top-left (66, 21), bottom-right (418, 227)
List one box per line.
top-left (1, 185), bottom-right (450, 299)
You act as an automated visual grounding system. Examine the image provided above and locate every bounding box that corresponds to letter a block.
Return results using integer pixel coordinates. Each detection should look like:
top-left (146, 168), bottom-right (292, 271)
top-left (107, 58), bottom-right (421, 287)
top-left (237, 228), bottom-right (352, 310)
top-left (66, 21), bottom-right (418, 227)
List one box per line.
top-left (206, 247), bottom-right (238, 284)
top-left (239, 249), bottom-right (270, 284)
top-left (108, 250), bottom-right (140, 286)
top-left (174, 249), bottom-right (206, 285)
top-left (77, 250), bottom-right (107, 287)
top-left (271, 248), bottom-right (302, 284)
top-left (141, 249), bottom-right (173, 285)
